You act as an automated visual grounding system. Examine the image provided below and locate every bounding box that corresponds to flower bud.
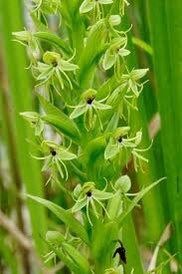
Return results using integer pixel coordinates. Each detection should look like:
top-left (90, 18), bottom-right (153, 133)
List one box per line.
top-left (114, 127), bottom-right (130, 140)
top-left (104, 265), bottom-right (124, 274)
top-left (33, 0), bottom-right (60, 14)
top-left (43, 51), bottom-right (61, 66)
top-left (109, 15), bottom-right (121, 26)
top-left (82, 182), bottom-right (95, 194)
top-left (20, 111), bottom-right (39, 123)
top-left (12, 31), bottom-right (32, 42)
top-left (46, 231), bottom-right (64, 245)
top-left (82, 89), bottom-right (97, 102)
top-left (114, 175), bottom-right (131, 193)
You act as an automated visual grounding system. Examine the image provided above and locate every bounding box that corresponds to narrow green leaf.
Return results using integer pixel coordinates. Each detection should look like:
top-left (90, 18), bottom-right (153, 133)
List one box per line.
top-left (38, 94), bottom-right (81, 143)
top-left (34, 32), bottom-right (71, 55)
top-left (62, 243), bottom-right (91, 274)
top-left (27, 195), bottom-right (90, 245)
top-left (78, 19), bottom-right (108, 88)
top-left (119, 178), bottom-right (165, 225)
top-left (0, 0), bottom-right (48, 256)
top-left (147, 0), bottom-right (182, 261)
top-left (47, 241), bottom-right (81, 274)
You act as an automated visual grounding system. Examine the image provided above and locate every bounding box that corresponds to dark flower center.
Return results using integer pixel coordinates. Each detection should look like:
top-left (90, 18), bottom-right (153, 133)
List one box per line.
top-left (118, 136), bottom-right (123, 143)
top-left (51, 149), bottom-right (57, 156)
top-left (86, 191), bottom-right (92, 197)
top-left (52, 60), bottom-right (58, 67)
top-left (86, 97), bottom-right (95, 105)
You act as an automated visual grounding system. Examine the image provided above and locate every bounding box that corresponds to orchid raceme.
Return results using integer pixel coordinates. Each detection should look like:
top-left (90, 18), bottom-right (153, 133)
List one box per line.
top-left (12, 0), bottom-right (167, 273)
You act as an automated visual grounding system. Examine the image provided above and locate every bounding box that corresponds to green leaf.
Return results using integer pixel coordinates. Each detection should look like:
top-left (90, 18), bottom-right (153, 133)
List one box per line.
top-left (132, 36), bottom-right (153, 55)
top-left (27, 195), bottom-right (90, 245)
top-left (47, 241), bottom-right (81, 274)
top-left (84, 136), bottom-right (106, 180)
top-left (85, 136), bottom-right (106, 166)
top-left (34, 32), bottom-right (71, 55)
top-left (62, 242), bottom-right (91, 274)
top-left (38, 94), bottom-right (81, 143)
top-left (118, 178), bottom-right (166, 225)
top-left (78, 19), bottom-right (108, 88)
top-left (107, 191), bottom-right (123, 219)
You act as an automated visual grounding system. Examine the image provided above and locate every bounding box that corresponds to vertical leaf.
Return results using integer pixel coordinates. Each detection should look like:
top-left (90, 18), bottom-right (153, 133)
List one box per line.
top-left (147, 0), bottom-right (182, 262)
top-left (0, 0), bottom-right (47, 256)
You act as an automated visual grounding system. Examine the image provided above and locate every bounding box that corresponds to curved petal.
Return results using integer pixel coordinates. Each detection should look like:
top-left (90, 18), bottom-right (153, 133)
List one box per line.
top-left (72, 198), bottom-right (87, 213)
top-left (102, 50), bottom-right (116, 70)
top-left (79, 0), bottom-right (95, 14)
top-left (70, 105), bottom-right (87, 119)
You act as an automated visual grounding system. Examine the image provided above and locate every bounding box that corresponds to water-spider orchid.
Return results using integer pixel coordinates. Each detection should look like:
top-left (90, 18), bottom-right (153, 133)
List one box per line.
top-left (105, 128), bottom-right (152, 171)
top-left (79, 0), bottom-right (113, 19)
top-left (33, 51), bottom-right (78, 93)
top-left (69, 89), bottom-right (112, 131)
top-left (72, 182), bottom-right (113, 226)
top-left (32, 140), bottom-right (77, 183)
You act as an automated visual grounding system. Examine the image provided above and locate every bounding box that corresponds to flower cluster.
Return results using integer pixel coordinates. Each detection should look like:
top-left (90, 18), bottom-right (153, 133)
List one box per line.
top-left (15, 0), bottom-right (155, 273)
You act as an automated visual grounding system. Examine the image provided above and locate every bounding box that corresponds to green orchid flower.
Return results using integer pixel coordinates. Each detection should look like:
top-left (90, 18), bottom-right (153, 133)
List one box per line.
top-left (20, 111), bottom-right (44, 136)
top-left (69, 89), bottom-right (112, 131)
top-left (102, 36), bottom-right (130, 71)
top-left (80, 0), bottom-right (113, 15)
top-left (72, 182), bottom-right (113, 226)
top-left (33, 51), bottom-right (78, 93)
top-left (123, 68), bottom-right (149, 98)
top-left (32, 140), bottom-right (77, 182)
top-left (12, 30), bottom-right (40, 64)
top-left (31, 0), bottom-right (61, 17)
top-left (105, 128), bottom-right (152, 171)
top-left (104, 265), bottom-right (124, 274)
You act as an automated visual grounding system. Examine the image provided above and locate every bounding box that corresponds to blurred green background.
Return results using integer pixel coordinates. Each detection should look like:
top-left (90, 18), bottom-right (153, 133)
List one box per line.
top-left (0, 0), bottom-right (181, 273)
